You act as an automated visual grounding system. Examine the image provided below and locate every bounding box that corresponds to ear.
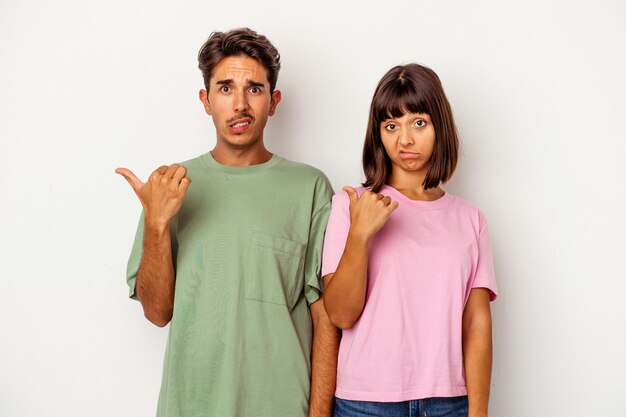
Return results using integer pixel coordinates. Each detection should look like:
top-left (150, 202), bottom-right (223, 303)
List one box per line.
top-left (268, 90), bottom-right (282, 117)
top-left (199, 89), bottom-right (211, 115)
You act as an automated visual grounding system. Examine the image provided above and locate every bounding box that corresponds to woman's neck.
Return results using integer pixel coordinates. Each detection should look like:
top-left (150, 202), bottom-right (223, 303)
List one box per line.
top-left (388, 170), bottom-right (444, 201)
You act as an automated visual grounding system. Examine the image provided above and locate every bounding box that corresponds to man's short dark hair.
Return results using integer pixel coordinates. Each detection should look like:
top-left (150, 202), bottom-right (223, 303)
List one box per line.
top-left (362, 64), bottom-right (459, 192)
top-left (198, 28), bottom-right (281, 93)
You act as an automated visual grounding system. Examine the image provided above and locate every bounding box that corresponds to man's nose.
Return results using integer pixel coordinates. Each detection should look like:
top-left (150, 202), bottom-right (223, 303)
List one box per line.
top-left (233, 90), bottom-right (249, 112)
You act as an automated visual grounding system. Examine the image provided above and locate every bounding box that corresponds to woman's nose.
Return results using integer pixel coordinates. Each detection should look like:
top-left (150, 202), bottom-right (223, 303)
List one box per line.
top-left (398, 130), bottom-right (414, 146)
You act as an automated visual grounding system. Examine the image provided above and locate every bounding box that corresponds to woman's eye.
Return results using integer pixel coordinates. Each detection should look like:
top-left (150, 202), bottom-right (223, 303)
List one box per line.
top-left (385, 124), bottom-right (396, 131)
top-left (415, 119), bottom-right (426, 127)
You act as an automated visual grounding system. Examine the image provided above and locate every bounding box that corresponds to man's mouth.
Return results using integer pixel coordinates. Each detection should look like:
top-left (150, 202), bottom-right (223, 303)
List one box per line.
top-left (231, 121), bottom-right (250, 128)
top-left (228, 118), bottom-right (252, 133)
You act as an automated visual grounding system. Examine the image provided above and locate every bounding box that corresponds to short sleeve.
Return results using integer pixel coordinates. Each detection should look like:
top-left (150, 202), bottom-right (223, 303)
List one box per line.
top-left (321, 191), bottom-right (351, 278)
top-left (126, 213), bottom-right (144, 300)
top-left (125, 211), bottom-right (178, 301)
top-left (470, 214), bottom-right (498, 301)
top-left (302, 175), bottom-right (334, 305)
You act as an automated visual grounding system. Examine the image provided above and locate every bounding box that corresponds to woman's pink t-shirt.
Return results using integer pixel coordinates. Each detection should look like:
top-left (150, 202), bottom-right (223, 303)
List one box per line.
top-left (321, 185), bottom-right (498, 402)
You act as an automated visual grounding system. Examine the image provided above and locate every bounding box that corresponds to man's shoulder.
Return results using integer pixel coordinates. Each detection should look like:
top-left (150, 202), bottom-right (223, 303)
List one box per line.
top-left (177, 154), bottom-right (205, 169)
top-left (273, 155), bottom-right (329, 181)
top-left (272, 156), bottom-right (333, 207)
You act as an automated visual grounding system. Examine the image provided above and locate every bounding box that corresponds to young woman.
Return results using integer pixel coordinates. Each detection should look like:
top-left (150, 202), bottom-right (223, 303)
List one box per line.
top-left (322, 64), bottom-right (498, 417)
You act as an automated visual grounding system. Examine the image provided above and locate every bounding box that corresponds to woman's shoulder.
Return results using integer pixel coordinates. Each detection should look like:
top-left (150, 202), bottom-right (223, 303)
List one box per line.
top-left (447, 193), bottom-right (489, 224)
top-left (330, 185), bottom-right (368, 209)
top-left (332, 185), bottom-right (369, 198)
top-left (449, 193), bottom-right (477, 209)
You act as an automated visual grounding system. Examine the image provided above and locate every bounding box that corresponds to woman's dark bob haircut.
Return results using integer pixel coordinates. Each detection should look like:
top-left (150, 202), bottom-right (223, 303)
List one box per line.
top-left (362, 64), bottom-right (459, 192)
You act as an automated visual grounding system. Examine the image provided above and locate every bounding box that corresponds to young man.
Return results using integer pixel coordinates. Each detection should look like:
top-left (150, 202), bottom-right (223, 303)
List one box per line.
top-left (117, 28), bottom-right (338, 417)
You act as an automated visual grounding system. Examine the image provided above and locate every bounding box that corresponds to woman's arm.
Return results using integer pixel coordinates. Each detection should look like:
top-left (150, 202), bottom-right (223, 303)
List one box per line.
top-left (323, 187), bottom-right (397, 329)
top-left (322, 231), bottom-right (369, 329)
top-left (462, 287), bottom-right (493, 417)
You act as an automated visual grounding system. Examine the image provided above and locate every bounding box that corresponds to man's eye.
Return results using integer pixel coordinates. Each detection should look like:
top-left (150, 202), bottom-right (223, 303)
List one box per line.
top-left (249, 87), bottom-right (260, 94)
top-left (415, 119), bottom-right (426, 127)
top-left (220, 86), bottom-right (230, 93)
top-left (385, 124), bottom-right (396, 131)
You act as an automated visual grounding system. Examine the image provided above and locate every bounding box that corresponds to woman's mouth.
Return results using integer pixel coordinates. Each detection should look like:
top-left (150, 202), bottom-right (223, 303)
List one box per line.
top-left (399, 151), bottom-right (420, 160)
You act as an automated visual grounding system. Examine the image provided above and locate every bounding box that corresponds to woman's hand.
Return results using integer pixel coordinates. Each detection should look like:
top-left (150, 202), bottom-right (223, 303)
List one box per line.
top-left (343, 186), bottom-right (398, 241)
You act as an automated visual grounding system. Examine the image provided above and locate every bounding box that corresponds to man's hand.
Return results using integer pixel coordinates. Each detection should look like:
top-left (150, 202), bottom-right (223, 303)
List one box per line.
top-left (116, 164), bottom-right (191, 229)
top-left (343, 186), bottom-right (398, 241)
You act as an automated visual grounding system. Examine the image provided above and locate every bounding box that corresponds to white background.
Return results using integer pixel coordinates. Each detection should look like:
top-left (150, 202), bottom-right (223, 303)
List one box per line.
top-left (1, 1), bottom-right (625, 416)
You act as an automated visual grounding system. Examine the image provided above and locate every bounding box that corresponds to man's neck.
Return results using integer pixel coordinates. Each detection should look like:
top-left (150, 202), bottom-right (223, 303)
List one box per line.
top-left (210, 145), bottom-right (273, 167)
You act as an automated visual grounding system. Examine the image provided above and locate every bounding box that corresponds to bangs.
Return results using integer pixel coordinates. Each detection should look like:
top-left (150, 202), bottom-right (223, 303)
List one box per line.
top-left (373, 79), bottom-right (431, 123)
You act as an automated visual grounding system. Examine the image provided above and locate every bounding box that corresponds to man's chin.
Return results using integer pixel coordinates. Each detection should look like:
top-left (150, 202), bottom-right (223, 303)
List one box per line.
top-left (221, 135), bottom-right (261, 150)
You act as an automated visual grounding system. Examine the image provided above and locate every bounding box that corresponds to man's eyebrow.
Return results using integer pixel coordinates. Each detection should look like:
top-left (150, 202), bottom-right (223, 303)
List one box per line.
top-left (215, 79), bottom-right (265, 88)
top-left (247, 80), bottom-right (265, 88)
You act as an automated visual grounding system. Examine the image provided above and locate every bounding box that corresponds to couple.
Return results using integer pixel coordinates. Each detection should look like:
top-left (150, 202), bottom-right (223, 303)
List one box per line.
top-left (117, 28), bottom-right (498, 417)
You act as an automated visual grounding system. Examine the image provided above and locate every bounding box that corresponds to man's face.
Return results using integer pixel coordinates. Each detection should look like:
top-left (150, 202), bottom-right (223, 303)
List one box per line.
top-left (199, 55), bottom-right (281, 151)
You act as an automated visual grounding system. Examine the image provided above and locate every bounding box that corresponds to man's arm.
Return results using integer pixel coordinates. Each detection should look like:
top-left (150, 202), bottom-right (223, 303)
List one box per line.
top-left (117, 163), bottom-right (191, 327)
top-left (135, 221), bottom-right (176, 327)
top-left (462, 288), bottom-right (493, 417)
top-left (308, 297), bottom-right (340, 417)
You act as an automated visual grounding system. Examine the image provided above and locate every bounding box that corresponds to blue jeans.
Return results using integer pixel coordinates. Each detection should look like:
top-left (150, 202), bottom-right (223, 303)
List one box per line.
top-left (334, 396), bottom-right (468, 417)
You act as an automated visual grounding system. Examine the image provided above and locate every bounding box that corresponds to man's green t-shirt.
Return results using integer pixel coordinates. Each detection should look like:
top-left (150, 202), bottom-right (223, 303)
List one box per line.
top-left (126, 153), bottom-right (333, 417)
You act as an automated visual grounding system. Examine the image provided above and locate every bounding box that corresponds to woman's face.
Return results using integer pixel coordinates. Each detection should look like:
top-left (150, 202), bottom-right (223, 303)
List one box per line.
top-left (380, 112), bottom-right (436, 175)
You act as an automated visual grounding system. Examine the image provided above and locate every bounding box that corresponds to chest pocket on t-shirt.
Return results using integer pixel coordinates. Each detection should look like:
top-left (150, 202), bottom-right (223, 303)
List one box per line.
top-left (247, 232), bottom-right (305, 310)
